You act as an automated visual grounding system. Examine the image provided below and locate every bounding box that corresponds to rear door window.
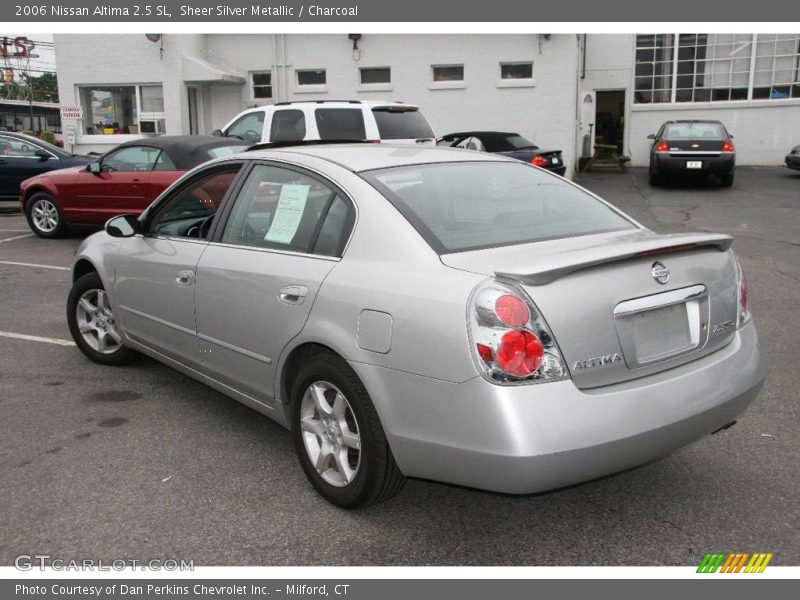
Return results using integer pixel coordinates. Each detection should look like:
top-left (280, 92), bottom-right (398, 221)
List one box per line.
top-left (270, 109), bottom-right (307, 142)
top-left (220, 164), bottom-right (353, 256)
top-left (372, 108), bottom-right (434, 140)
top-left (314, 108), bottom-right (366, 141)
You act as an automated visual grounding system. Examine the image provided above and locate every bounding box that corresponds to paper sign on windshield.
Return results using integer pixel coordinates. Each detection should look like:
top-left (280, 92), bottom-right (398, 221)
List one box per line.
top-left (264, 184), bottom-right (310, 244)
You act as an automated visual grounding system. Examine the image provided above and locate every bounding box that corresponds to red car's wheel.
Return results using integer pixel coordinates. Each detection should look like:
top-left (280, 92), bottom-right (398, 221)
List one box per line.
top-left (26, 192), bottom-right (66, 238)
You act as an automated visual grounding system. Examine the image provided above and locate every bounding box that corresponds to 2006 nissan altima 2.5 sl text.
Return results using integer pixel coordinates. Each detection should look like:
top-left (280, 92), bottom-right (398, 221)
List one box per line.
top-left (66, 144), bottom-right (766, 508)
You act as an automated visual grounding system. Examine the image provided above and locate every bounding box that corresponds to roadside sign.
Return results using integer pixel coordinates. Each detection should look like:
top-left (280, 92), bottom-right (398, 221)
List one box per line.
top-left (60, 106), bottom-right (83, 120)
top-left (65, 125), bottom-right (76, 146)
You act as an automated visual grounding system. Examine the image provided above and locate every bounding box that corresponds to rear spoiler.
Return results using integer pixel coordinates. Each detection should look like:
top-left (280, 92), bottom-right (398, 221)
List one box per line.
top-left (496, 232), bottom-right (733, 286)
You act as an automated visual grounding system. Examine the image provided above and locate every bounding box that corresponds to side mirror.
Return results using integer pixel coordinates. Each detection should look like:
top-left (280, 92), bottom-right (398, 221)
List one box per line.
top-left (646, 134), bottom-right (656, 140)
top-left (35, 149), bottom-right (50, 161)
top-left (105, 214), bottom-right (140, 238)
top-left (87, 162), bottom-right (102, 174)
top-left (211, 129), bottom-right (223, 137)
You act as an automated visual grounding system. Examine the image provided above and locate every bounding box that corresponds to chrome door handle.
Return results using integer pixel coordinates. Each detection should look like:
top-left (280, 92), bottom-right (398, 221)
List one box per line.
top-left (176, 269), bottom-right (195, 287)
top-left (278, 285), bottom-right (308, 305)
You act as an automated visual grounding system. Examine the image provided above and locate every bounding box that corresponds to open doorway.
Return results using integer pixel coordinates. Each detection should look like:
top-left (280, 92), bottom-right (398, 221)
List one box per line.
top-left (594, 90), bottom-right (625, 152)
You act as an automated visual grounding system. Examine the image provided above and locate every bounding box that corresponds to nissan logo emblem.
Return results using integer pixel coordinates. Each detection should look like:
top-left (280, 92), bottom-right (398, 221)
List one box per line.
top-left (651, 261), bottom-right (670, 285)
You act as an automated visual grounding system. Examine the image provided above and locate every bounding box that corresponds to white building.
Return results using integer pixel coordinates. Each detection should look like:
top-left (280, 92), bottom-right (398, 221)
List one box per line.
top-left (54, 33), bottom-right (800, 174)
top-left (581, 34), bottom-right (800, 167)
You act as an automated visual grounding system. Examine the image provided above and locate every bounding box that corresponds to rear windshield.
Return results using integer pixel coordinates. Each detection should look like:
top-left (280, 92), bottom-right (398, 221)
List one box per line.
top-left (482, 134), bottom-right (538, 152)
top-left (663, 122), bottom-right (726, 139)
top-left (372, 108), bottom-right (434, 140)
top-left (364, 162), bottom-right (635, 253)
top-left (315, 108), bottom-right (367, 141)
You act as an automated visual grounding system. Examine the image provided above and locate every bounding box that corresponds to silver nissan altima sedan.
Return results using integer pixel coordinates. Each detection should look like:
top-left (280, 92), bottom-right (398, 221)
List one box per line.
top-left (67, 144), bottom-right (766, 508)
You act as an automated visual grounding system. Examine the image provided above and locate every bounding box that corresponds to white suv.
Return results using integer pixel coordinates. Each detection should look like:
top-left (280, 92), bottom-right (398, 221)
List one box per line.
top-left (212, 100), bottom-right (435, 146)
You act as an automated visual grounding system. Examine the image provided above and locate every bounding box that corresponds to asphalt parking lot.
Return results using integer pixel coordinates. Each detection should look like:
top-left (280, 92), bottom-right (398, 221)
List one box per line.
top-left (0, 166), bottom-right (798, 566)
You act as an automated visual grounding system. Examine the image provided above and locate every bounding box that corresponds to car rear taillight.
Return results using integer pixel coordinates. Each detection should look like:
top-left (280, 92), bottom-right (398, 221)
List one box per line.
top-left (655, 141), bottom-right (670, 153)
top-left (531, 155), bottom-right (549, 167)
top-left (731, 251), bottom-right (751, 328)
top-left (469, 280), bottom-right (569, 384)
top-left (722, 141), bottom-right (735, 153)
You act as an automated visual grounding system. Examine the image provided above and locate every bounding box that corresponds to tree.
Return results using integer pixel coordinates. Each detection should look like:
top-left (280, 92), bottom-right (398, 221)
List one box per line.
top-left (0, 71), bottom-right (58, 102)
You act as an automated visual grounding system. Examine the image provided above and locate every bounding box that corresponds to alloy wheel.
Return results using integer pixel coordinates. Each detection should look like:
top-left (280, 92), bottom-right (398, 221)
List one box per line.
top-left (299, 381), bottom-right (362, 487)
top-left (75, 289), bottom-right (122, 355)
top-left (31, 198), bottom-right (59, 233)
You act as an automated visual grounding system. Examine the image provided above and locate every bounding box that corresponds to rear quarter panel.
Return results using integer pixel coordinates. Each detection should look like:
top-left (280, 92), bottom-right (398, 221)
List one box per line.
top-left (273, 167), bottom-right (484, 406)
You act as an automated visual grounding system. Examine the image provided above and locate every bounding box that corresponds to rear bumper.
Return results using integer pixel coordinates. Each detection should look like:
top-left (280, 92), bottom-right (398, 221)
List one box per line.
top-left (352, 320), bottom-right (765, 494)
top-left (653, 154), bottom-right (734, 176)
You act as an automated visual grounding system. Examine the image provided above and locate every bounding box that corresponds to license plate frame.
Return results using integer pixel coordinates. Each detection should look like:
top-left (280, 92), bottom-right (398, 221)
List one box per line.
top-left (613, 285), bottom-right (709, 368)
top-left (686, 160), bottom-right (703, 169)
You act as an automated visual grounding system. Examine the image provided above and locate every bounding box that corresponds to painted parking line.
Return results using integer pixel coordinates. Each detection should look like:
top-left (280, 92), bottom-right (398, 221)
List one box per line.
top-left (0, 260), bottom-right (70, 271)
top-left (0, 229), bottom-right (30, 232)
top-left (0, 330), bottom-right (75, 347)
top-left (0, 233), bottom-right (34, 243)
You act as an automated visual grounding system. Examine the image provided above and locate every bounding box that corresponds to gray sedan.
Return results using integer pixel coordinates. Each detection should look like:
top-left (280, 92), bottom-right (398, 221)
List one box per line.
top-left (67, 145), bottom-right (766, 508)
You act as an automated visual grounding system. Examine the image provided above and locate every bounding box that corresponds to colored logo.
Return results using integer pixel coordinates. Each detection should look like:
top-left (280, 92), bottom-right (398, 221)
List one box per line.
top-left (697, 552), bottom-right (773, 573)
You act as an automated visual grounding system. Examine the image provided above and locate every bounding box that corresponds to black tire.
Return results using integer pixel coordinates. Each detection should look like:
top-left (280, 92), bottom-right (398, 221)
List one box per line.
top-left (67, 272), bottom-right (140, 366)
top-left (291, 352), bottom-right (405, 508)
top-left (649, 171), bottom-right (663, 187)
top-left (25, 191), bottom-right (66, 238)
top-left (721, 171), bottom-right (734, 188)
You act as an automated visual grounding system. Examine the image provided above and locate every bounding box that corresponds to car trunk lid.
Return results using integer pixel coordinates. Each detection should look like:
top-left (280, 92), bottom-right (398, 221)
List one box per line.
top-left (442, 229), bottom-right (739, 389)
top-left (664, 138), bottom-right (727, 158)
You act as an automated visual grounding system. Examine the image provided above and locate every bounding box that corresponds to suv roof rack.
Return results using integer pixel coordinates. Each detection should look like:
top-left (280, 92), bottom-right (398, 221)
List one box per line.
top-left (273, 100), bottom-right (364, 106)
top-left (246, 139), bottom-right (373, 152)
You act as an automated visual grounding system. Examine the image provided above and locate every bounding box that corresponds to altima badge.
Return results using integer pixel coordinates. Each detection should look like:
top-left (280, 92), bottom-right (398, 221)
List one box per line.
top-left (651, 261), bottom-right (670, 285)
top-left (573, 353), bottom-right (622, 371)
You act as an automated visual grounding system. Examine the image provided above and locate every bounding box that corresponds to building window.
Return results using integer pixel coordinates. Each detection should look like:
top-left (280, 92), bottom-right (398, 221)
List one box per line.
top-left (500, 62), bottom-right (533, 80)
top-left (634, 34), bottom-right (675, 104)
top-left (78, 84), bottom-right (165, 135)
top-left (675, 34), bottom-right (753, 102)
top-left (360, 67), bottom-right (391, 85)
top-left (251, 72), bottom-right (272, 99)
top-left (634, 33), bottom-right (800, 104)
top-left (296, 69), bottom-right (326, 86)
top-left (432, 65), bottom-right (464, 82)
top-left (752, 34), bottom-right (800, 99)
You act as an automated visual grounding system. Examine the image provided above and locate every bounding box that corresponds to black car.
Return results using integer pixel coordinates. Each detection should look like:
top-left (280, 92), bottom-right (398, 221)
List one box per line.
top-left (437, 131), bottom-right (566, 176)
top-left (786, 145), bottom-right (800, 172)
top-left (648, 120), bottom-right (735, 187)
top-left (0, 132), bottom-right (92, 200)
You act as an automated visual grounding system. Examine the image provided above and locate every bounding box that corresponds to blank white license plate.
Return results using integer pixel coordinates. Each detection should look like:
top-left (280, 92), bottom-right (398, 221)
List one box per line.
top-left (686, 161), bottom-right (703, 169)
top-left (631, 303), bottom-right (693, 363)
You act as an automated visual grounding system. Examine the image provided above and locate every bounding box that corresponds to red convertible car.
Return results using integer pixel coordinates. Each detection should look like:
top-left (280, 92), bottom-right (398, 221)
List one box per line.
top-left (20, 136), bottom-right (248, 237)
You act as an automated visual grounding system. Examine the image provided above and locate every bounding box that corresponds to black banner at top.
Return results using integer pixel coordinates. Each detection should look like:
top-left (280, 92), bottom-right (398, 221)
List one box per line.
top-left (3, 0), bottom-right (800, 22)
